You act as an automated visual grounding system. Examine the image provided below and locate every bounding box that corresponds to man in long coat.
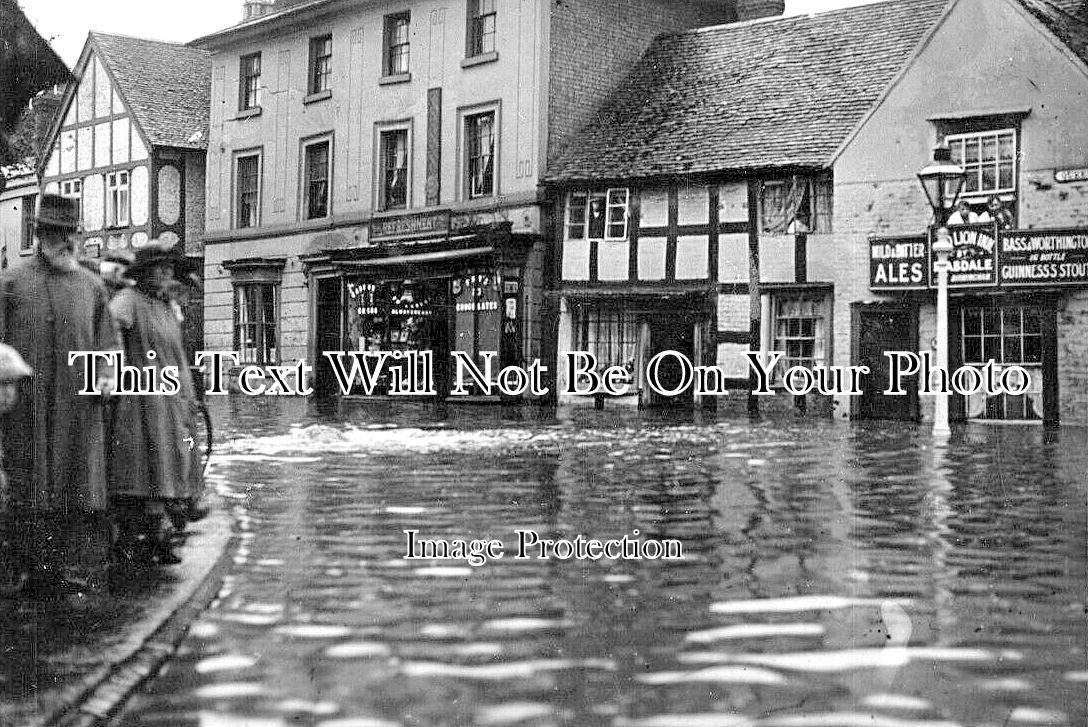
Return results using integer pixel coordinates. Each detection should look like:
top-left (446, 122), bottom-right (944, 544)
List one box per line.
top-left (0, 194), bottom-right (117, 596)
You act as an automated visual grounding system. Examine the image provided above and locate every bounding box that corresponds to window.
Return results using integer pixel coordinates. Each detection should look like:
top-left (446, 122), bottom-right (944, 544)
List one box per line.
top-left (383, 13), bottom-right (410, 76)
top-left (565, 188), bottom-right (630, 240)
top-left (20, 194), bottom-right (37, 253)
top-left (234, 282), bottom-right (278, 365)
top-left (961, 304), bottom-right (1042, 420)
top-left (308, 35), bottom-right (332, 95)
top-left (453, 271), bottom-right (500, 376)
top-left (464, 110), bottom-right (495, 199)
top-left (947, 129), bottom-right (1016, 198)
top-left (239, 52), bottom-right (262, 110)
top-left (235, 152), bottom-right (261, 229)
top-left (379, 128), bottom-right (409, 210)
top-left (467, 0), bottom-right (496, 57)
top-left (771, 294), bottom-right (828, 378)
top-left (303, 139), bottom-right (331, 220)
top-left (106, 170), bottom-right (130, 228)
top-left (60, 179), bottom-right (82, 224)
top-left (760, 174), bottom-right (832, 234)
top-left (576, 305), bottom-right (638, 372)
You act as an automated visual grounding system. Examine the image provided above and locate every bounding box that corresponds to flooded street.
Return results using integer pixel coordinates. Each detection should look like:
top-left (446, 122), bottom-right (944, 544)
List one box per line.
top-left (116, 400), bottom-right (1088, 727)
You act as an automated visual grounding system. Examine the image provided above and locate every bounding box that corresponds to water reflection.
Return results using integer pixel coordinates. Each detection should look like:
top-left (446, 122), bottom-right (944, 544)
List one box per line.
top-left (116, 400), bottom-right (1087, 727)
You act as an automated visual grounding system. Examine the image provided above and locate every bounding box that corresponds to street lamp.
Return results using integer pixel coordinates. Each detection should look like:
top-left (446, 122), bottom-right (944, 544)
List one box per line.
top-left (917, 145), bottom-right (966, 437)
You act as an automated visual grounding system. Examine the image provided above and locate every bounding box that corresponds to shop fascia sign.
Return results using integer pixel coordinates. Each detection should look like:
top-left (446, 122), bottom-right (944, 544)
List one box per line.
top-left (869, 226), bottom-right (1088, 290)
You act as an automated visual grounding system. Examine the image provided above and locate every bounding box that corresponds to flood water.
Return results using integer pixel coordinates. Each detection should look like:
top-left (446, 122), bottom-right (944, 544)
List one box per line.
top-left (116, 399), bottom-right (1088, 727)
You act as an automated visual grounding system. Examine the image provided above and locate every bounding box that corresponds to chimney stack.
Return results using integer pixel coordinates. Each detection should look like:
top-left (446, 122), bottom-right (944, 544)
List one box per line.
top-left (735, 0), bottom-right (786, 22)
top-left (243, 0), bottom-right (275, 21)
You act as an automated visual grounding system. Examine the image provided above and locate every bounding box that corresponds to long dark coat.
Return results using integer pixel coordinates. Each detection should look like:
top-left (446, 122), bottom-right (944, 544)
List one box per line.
top-left (0, 255), bottom-right (118, 514)
top-left (108, 287), bottom-right (197, 501)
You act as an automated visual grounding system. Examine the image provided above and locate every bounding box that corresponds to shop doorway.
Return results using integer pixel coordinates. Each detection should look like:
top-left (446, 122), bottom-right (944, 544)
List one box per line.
top-left (314, 276), bottom-right (342, 397)
top-left (854, 305), bottom-right (919, 421)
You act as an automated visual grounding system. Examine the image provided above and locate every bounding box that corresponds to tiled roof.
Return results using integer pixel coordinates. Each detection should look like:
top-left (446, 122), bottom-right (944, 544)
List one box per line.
top-left (90, 33), bottom-right (211, 149)
top-left (1017, 0), bottom-right (1088, 65)
top-left (545, 0), bottom-right (951, 183)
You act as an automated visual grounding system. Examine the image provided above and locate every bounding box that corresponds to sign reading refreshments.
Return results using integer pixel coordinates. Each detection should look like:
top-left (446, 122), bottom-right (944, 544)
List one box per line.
top-left (371, 210), bottom-right (451, 241)
top-left (869, 227), bottom-right (1088, 290)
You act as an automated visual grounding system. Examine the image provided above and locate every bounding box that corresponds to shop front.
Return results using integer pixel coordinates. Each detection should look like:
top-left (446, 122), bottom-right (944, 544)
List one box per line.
top-left (865, 225), bottom-right (1087, 425)
top-left (558, 289), bottom-right (715, 408)
top-left (306, 216), bottom-right (539, 399)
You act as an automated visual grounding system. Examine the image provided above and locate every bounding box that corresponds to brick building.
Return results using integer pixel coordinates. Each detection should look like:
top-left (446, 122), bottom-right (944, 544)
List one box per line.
top-left (37, 33), bottom-right (211, 355)
top-left (545, 0), bottom-right (1088, 426)
top-left (190, 0), bottom-right (782, 395)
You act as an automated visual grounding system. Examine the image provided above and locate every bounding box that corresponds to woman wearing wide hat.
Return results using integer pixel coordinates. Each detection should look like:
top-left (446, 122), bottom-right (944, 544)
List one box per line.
top-left (107, 241), bottom-right (201, 566)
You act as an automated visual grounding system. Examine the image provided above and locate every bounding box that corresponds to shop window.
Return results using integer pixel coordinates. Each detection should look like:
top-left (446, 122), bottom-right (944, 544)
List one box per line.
top-left (565, 188), bottom-right (629, 241)
top-left (464, 109), bottom-right (496, 199)
top-left (379, 128), bottom-right (409, 210)
top-left (961, 304), bottom-right (1042, 420)
top-left (576, 305), bottom-right (638, 372)
top-left (467, 0), bottom-right (496, 58)
top-left (234, 282), bottom-right (279, 365)
top-left (761, 174), bottom-right (832, 234)
top-left (234, 152), bottom-right (261, 229)
top-left (20, 193), bottom-right (36, 253)
top-left (106, 170), bottom-right (130, 228)
top-left (60, 179), bottom-right (82, 224)
top-left (383, 13), bottom-right (410, 77)
top-left (308, 34), bottom-right (333, 95)
top-left (239, 52), bottom-right (262, 111)
top-left (303, 138), bottom-right (331, 220)
top-left (770, 292), bottom-right (829, 380)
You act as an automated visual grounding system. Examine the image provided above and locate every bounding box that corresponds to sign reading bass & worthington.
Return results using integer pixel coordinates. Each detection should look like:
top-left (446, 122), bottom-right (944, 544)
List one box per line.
top-left (1000, 230), bottom-right (1088, 286)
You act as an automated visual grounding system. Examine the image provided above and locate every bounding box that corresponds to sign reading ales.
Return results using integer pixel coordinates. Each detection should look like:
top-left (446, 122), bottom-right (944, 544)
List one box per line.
top-left (870, 227), bottom-right (1088, 290)
top-left (870, 234), bottom-right (927, 290)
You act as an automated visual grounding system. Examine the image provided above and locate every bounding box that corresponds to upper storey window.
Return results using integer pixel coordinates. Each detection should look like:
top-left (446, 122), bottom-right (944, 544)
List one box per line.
top-left (565, 189), bottom-right (630, 241)
top-left (383, 13), bottom-right (410, 77)
top-left (467, 0), bottom-right (496, 58)
top-left (309, 35), bottom-right (333, 95)
top-left (239, 52), bottom-right (262, 111)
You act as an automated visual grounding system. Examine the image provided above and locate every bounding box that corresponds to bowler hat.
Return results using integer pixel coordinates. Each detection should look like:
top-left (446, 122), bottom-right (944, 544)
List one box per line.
top-left (127, 241), bottom-right (184, 278)
top-left (35, 193), bottom-right (80, 230)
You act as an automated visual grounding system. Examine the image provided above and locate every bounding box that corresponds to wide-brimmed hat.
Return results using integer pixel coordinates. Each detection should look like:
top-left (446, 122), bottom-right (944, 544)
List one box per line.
top-left (35, 193), bottom-right (80, 231)
top-left (102, 249), bottom-right (134, 265)
top-left (127, 241), bottom-right (184, 278)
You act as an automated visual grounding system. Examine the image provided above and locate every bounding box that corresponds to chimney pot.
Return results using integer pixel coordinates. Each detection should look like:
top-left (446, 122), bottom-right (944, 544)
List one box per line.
top-left (735, 0), bottom-right (786, 22)
top-left (243, 0), bottom-right (275, 21)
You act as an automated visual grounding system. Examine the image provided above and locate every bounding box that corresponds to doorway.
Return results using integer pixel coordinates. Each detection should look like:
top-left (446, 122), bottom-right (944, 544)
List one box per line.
top-left (853, 304), bottom-right (919, 421)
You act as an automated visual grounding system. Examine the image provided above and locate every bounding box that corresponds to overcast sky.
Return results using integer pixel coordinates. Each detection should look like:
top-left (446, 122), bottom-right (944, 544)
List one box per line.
top-left (19, 0), bottom-right (884, 69)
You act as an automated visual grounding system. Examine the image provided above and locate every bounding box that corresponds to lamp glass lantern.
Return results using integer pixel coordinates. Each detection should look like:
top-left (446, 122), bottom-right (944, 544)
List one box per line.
top-left (917, 145), bottom-right (967, 226)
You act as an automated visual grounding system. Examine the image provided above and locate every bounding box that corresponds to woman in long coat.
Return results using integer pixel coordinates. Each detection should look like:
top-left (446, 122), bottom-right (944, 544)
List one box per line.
top-left (108, 242), bottom-right (198, 565)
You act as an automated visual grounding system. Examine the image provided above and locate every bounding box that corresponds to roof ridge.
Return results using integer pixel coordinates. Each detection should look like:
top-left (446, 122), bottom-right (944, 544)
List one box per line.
top-left (664, 0), bottom-right (937, 39)
top-left (90, 30), bottom-right (210, 52)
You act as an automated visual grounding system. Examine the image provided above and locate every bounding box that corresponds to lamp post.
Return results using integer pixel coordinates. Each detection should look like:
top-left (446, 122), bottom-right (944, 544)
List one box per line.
top-left (917, 145), bottom-right (966, 437)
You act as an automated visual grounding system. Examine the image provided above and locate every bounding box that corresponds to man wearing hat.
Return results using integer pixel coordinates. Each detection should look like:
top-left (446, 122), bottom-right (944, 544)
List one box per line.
top-left (0, 193), bottom-right (118, 598)
top-left (108, 241), bottom-right (201, 566)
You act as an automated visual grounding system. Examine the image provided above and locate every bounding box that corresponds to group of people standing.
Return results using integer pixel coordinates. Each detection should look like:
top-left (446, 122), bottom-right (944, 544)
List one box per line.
top-left (0, 193), bottom-right (208, 602)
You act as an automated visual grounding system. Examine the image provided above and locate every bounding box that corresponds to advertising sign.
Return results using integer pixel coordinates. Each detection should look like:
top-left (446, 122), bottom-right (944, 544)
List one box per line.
top-left (869, 226), bottom-right (1088, 291)
top-left (1000, 230), bottom-right (1088, 286)
top-left (869, 234), bottom-right (928, 290)
top-left (929, 224), bottom-right (997, 288)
